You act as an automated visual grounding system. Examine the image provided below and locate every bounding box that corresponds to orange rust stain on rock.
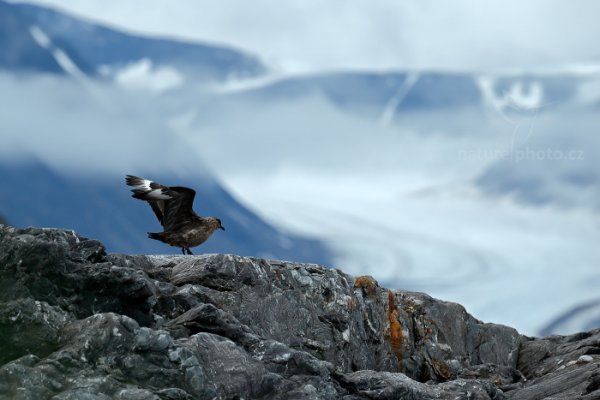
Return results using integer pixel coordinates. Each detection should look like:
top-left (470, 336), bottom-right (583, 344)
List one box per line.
top-left (354, 276), bottom-right (378, 297)
top-left (387, 291), bottom-right (404, 361)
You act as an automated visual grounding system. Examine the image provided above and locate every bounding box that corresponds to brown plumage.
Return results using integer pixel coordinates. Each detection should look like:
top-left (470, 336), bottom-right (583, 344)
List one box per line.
top-left (125, 175), bottom-right (224, 255)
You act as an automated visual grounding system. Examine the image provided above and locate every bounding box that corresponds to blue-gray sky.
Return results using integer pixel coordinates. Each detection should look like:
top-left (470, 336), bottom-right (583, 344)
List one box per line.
top-left (12, 0), bottom-right (600, 73)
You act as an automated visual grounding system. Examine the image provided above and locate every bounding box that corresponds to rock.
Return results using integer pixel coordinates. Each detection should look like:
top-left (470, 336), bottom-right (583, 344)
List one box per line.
top-left (336, 370), bottom-right (505, 400)
top-left (509, 331), bottom-right (600, 400)
top-left (0, 225), bottom-right (599, 399)
top-left (0, 297), bottom-right (72, 365)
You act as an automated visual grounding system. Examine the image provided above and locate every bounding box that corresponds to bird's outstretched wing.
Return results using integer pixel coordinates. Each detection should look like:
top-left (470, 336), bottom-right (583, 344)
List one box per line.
top-left (125, 175), bottom-right (197, 231)
top-left (161, 186), bottom-right (197, 231)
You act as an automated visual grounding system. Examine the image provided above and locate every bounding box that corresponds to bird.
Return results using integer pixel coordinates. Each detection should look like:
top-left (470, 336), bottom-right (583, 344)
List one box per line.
top-left (125, 175), bottom-right (224, 255)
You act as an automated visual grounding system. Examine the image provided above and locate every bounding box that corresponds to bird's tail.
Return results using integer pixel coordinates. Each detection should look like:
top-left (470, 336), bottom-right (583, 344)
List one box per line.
top-left (148, 232), bottom-right (167, 243)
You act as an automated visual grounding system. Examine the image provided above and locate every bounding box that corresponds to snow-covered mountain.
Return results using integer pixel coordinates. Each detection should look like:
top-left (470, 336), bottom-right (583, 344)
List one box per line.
top-left (224, 70), bottom-right (597, 125)
top-left (0, 0), bottom-right (266, 81)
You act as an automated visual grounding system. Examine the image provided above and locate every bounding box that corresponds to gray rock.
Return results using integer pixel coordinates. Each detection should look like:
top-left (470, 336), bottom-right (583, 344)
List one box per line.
top-left (337, 370), bottom-right (506, 400)
top-left (509, 331), bottom-right (600, 400)
top-left (0, 226), bottom-right (598, 399)
top-left (0, 298), bottom-right (72, 364)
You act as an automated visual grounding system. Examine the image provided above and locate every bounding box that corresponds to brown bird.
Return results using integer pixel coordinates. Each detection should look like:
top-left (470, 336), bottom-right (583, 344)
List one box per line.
top-left (125, 175), bottom-right (224, 255)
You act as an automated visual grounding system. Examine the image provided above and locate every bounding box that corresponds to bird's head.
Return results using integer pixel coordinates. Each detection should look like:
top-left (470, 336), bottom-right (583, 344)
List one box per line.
top-left (209, 217), bottom-right (225, 231)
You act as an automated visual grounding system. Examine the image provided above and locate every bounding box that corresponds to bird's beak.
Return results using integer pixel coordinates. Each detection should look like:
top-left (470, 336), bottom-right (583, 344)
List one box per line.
top-left (219, 226), bottom-right (225, 231)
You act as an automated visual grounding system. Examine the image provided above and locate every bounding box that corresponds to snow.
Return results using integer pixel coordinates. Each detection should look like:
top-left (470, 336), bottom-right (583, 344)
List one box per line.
top-left (379, 72), bottom-right (420, 127)
top-left (29, 25), bottom-right (86, 80)
top-left (113, 59), bottom-right (184, 93)
top-left (476, 76), bottom-right (544, 124)
top-left (29, 25), bottom-right (51, 48)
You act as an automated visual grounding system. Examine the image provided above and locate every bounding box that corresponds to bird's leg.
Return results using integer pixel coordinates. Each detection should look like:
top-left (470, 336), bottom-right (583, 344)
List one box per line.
top-left (181, 247), bottom-right (186, 255)
top-left (186, 248), bottom-right (194, 255)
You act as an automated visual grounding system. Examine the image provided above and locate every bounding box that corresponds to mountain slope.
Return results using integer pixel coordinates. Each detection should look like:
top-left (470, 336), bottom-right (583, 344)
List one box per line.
top-left (0, 0), bottom-right (267, 81)
top-left (0, 0), bottom-right (68, 73)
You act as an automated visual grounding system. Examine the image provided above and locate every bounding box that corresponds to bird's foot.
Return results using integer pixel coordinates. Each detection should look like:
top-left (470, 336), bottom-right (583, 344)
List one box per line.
top-left (185, 248), bottom-right (193, 255)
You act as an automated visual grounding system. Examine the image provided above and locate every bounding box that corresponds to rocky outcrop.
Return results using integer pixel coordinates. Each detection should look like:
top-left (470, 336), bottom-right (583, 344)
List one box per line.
top-left (0, 226), bottom-right (598, 399)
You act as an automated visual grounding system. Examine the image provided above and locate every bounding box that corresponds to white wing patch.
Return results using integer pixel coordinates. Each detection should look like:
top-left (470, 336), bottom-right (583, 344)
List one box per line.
top-left (144, 189), bottom-right (172, 200)
top-left (128, 177), bottom-right (173, 200)
top-left (136, 178), bottom-right (154, 191)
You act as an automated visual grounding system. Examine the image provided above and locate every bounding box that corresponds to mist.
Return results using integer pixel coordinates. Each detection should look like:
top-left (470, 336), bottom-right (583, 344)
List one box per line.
top-left (0, 73), bottom-right (210, 177)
